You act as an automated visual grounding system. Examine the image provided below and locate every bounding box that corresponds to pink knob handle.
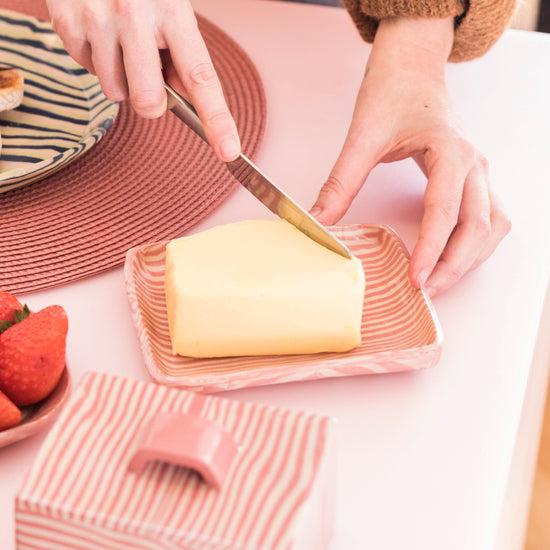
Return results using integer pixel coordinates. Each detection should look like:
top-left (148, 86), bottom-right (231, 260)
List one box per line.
top-left (128, 412), bottom-right (238, 489)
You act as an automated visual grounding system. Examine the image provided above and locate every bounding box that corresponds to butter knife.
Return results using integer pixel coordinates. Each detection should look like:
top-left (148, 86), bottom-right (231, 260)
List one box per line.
top-left (165, 84), bottom-right (352, 259)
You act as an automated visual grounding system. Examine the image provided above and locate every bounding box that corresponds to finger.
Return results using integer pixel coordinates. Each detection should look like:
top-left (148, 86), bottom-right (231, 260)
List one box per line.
top-left (409, 142), bottom-right (472, 289)
top-left (310, 130), bottom-right (380, 225)
top-left (73, 41), bottom-right (95, 75)
top-left (63, 37), bottom-right (95, 75)
top-left (413, 154), bottom-right (428, 178)
top-left (164, 10), bottom-right (240, 161)
top-left (421, 162), bottom-right (491, 296)
top-left (161, 50), bottom-right (185, 95)
top-left (88, 38), bottom-right (127, 102)
top-left (120, 14), bottom-right (165, 117)
top-left (84, 10), bottom-right (128, 101)
top-left (470, 186), bottom-right (512, 270)
top-left (48, 4), bottom-right (95, 74)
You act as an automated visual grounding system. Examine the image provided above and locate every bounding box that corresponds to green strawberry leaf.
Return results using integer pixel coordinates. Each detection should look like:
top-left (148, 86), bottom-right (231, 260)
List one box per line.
top-left (0, 320), bottom-right (13, 333)
top-left (0, 305), bottom-right (31, 333)
top-left (14, 305), bottom-right (31, 323)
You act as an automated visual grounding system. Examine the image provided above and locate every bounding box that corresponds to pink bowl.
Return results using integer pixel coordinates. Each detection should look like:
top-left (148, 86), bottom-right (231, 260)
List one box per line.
top-left (0, 366), bottom-right (70, 448)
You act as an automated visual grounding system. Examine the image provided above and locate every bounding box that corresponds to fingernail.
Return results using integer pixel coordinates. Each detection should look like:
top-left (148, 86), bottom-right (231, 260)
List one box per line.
top-left (220, 136), bottom-right (239, 160)
top-left (310, 206), bottom-right (322, 218)
top-left (417, 269), bottom-right (429, 288)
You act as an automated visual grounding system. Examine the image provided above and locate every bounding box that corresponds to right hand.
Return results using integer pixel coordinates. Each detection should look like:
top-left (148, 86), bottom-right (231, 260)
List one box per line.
top-left (46, 0), bottom-right (241, 161)
top-left (310, 16), bottom-right (511, 297)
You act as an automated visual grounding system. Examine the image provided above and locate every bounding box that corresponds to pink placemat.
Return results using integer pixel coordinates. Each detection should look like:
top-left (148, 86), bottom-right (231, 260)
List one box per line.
top-left (0, 1), bottom-right (266, 295)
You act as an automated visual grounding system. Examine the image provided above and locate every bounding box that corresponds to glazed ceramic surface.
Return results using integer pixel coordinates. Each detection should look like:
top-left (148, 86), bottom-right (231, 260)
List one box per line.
top-left (16, 372), bottom-right (335, 550)
top-left (124, 224), bottom-right (443, 392)
top-left (0, 10), bottom-right (118, 193)
top-left (0, 367), bottom-right (70, 448)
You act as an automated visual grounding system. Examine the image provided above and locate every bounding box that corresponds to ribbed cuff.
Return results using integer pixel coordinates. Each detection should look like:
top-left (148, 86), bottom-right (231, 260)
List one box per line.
top-left (342, 0), bottom-right (517, 62)
top-left (351, 0), bottom-right (465, 19)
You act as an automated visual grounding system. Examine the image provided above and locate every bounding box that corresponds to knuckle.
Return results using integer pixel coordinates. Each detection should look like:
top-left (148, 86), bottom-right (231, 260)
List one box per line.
top-left (428, 133), bottom-right (475, 166)
top-left (51, 18), bottom-right (87, 56)
top-left (454, 135), bottom-right (472, 151)
top-left (161, 0), bottom-right (187, 20)
top-left (103, 86), bottom-right (127, 103)
top-left (416, 234), bottom-right (443, 260)
top-left (114, 0), bottom-right (133, 18)
top-left (456, 138), bottom-right (476, 165)
top-left (477, 153), bottom-right (490, 174)
top-left (204, 110), bottom-right (234, 130)
top-left (446, 268), bottom-right (464, 285)
top-left (81, 4), bottom-right (107, 32)
top-left (447, 270), bottom-right (463, 286)
top-left (494, 209), bottom-right (512, 235)
top-left (472, 216), bottom-right (491, 241)
top-left (50, 13), bottom-right (72, 38)
top-left (426, 199), bottom-right (459, 227)
top-left (315, 175), bottom-right (353, 216)
top-left (187, 62), bottom-right (218, 89)
top-left (130, 88), bottom-right (164, 115)
top-left (321, 175), bottom-right (348, 199)
top-left (97, 77), bottom-right (126, 102)
top-left (440, 261), bottom-right (465, 286)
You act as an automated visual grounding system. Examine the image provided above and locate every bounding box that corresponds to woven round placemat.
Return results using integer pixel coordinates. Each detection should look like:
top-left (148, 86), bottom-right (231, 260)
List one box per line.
top-left (0, 10), bottom-right (266, 295)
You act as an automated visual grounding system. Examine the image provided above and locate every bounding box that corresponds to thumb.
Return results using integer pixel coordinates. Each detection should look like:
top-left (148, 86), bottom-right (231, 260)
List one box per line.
top-left (310, 138), bottom-right (378, 225)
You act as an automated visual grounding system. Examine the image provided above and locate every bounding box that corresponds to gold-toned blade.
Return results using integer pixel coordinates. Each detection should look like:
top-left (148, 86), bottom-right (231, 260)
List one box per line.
top-left (226, 155), bottom-right (351, 258)
top-left (165, 83), bottom-right (351, 259)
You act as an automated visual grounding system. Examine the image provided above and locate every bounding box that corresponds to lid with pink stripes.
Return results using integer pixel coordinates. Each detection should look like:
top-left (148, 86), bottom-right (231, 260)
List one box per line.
top-left (16, 372), bottom-right (336, 550)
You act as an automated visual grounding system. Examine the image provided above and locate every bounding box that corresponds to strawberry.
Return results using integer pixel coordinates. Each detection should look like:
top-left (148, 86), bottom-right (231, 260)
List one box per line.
top-left (0, 305), bottom-right (68, 406)
top-left (0, 389), bottom-right (21, 431)
top-left (0, 290), bottom-right (23, 324)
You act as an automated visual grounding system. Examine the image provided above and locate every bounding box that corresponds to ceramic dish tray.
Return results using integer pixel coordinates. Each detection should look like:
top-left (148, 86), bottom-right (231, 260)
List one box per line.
top-left (124, 224), bottom-right (443, 392)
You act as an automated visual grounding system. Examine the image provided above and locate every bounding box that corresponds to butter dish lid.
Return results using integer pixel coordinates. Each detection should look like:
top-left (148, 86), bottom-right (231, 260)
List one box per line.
top-left (17, 372), bottom-right (334, 549)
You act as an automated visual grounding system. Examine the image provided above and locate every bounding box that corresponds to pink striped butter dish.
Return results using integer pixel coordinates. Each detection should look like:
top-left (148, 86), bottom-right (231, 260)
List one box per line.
top-left (16, 371), bottom-right (336, 550)
top-left (124, 224), bottom-right (443, 392)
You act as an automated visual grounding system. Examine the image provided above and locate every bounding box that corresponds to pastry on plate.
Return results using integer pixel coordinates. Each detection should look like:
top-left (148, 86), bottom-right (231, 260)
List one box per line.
top-left (0, 67), bottom-right (24, 154)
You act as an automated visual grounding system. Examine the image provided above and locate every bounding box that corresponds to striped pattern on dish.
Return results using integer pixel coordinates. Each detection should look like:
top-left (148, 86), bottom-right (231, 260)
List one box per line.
top-left (0, 10), bottom-right (118, 193)
top-left (16, 372), bottom-right (334, 550)
top-left (124, 224), bottom-right (443, 392)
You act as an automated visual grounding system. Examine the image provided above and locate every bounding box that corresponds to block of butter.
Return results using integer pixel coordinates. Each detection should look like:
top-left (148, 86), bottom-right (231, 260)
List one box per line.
top-left (165, 219), bottom-right (365, 358)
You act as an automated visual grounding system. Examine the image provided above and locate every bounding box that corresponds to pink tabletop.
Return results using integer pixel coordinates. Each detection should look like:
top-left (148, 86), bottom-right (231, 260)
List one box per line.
top-left (1, 2), bottom-right (550, 550)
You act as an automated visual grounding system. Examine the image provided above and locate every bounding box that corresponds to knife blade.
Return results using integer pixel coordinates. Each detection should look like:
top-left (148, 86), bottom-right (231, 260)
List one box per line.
top-left (165, 84), bottom-right (352, 259)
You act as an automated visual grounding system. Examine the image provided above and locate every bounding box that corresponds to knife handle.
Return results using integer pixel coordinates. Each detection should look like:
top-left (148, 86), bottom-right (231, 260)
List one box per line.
top-left (165, 84), bottom-right (209, 144)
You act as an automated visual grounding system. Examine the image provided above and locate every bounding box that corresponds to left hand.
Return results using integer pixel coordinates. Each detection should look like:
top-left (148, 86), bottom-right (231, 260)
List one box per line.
top-left (310, 16), bottom-right (511, 296)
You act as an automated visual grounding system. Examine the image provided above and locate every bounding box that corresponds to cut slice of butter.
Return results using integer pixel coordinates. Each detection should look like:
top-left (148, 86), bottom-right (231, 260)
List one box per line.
top-left (165, 219), bottom-right (365, 358)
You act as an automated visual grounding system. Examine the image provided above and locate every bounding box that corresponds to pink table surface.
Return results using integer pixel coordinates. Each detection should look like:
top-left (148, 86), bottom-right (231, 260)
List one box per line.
top-left (2, 2), bottom-right (550, 549)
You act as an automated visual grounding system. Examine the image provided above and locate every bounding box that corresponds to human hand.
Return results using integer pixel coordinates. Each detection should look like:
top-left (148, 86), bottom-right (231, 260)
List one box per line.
top-left (45, 0), bottom-right (240, 161)
top-left (310, 16), bottom-right (511, 296)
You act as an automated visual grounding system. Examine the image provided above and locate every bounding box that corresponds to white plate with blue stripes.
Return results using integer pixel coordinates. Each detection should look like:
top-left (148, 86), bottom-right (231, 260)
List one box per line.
top-left (0, 10), bottom-right (119, 193)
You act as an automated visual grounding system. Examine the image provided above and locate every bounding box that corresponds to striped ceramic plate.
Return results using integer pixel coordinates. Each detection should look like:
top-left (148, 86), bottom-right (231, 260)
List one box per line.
top-left (124, 224), bottom-right (443, 392)
top-left (0, 10), bottom-right (119, 193)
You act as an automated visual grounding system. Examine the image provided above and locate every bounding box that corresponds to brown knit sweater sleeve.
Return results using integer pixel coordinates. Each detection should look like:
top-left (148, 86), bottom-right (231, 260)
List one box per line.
top-left (341, 0), bottom-right (517, 61)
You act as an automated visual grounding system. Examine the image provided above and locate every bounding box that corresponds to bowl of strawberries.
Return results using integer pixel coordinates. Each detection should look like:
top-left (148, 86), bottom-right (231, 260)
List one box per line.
top-left (0, 290), bottom-right (70, 448)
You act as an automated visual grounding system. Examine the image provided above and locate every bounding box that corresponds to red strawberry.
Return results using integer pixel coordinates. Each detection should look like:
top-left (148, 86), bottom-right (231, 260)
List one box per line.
top-left (0, 389), bottom-right (21, 431)
top-left (0, 305), bottom-right (68, 406)
top-left (0, 290), bottom-right (23, 323)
